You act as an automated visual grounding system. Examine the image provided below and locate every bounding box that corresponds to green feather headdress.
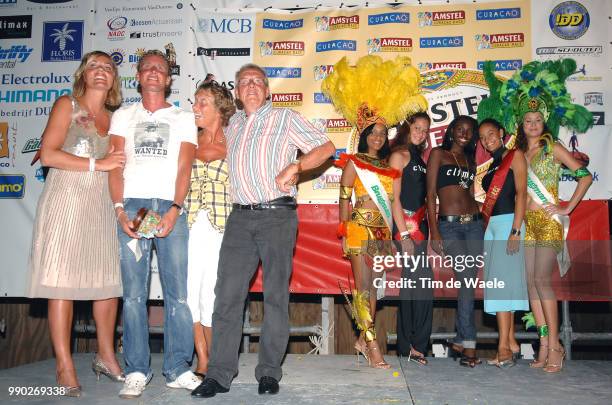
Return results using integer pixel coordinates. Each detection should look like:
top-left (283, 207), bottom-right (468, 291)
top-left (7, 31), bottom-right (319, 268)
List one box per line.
top-left (477, 59), bottom-right (593, 139)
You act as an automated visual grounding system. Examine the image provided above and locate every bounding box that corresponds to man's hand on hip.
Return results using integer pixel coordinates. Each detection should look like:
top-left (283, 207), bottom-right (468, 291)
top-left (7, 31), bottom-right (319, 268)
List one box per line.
top-left (275, 163), bottom-right (299, 193)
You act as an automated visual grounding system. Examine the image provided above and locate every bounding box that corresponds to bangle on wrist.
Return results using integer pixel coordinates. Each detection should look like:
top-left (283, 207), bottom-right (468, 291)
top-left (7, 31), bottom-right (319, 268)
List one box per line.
top-left (510, 228), bottom-right (521, 236)
top-left (113, 202), bottom-right (124, 210)
top-left (89, 157), bottom-right (96, 172)
top-left (170, 202), bottom-right (184, 215)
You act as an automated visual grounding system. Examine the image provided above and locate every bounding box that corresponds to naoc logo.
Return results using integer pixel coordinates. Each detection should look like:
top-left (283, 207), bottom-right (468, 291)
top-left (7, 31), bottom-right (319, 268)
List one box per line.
top-left (262, 18), bottom-right (303, 30)
top-left (477, 60), bottom-right (522, 71)
top-left (316, 40), bottom-right (357, 52)
top-left (367, 12), bottom-right (409, 25)
top-left (197, 17), bottom-right (252, 33)
top-left (42, 20), bottom-right (83, 62)
top-left (549, 1), bottom-right (589, 40)
top-left (264, 67), bottom-right (301, 79)
top-left (0, 174), bottom-right (25, 198)
top-left (419, 36), bottom-right (463, 48)
top-left (107, 16), bottom-right (127, 41)
top-left (476, 8), bottom-right (521, 21)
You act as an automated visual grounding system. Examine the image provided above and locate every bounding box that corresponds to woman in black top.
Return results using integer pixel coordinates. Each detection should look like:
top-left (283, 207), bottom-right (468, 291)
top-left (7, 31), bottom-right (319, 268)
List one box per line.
top-left (426, 115), bottom-right (483, 367)
top-left (479, 118), bottom-right (528, 368)
top-left (390, 112), bottom-right (432, 365)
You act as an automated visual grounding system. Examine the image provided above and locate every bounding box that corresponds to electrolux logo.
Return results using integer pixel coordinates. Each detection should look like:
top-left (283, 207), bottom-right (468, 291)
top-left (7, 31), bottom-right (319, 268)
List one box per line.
top-left (197, 17), bottom-right (252, 33)
top-left (476, 8), bottom-right (521, 20)
top-left (0, 15), bottom-right (33, 39)
top-left (1, 72), bottom-right (71, 85)
top-left (477, 60), bottom-right (522, 71)
top-left (0, 174), bottom-right (25, 199)
top-left (41, 20), bottom-right (83, 62)
top-left (315, 40), bottom-right (357, 52)
top-left (368, 12), bottom-right (409, 25)
top-left (419, 36), bottom-right (463, 48)
top-left (0, 45), bottom-right (33, 69)
top-left (196, 47), bottom-right (250, 59)
top-left (549, 1), bottom-right (590, 40)
top-left (262, 18), bottom-right (303, 30)
top-left (263, 67), bottom-right (301, 79)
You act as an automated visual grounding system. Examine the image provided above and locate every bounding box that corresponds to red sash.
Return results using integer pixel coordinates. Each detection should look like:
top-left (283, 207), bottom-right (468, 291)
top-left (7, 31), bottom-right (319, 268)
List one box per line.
top-left (481, 149), bottom-right (515, 227)
top-left (394, 205), bottom-right (427, 241)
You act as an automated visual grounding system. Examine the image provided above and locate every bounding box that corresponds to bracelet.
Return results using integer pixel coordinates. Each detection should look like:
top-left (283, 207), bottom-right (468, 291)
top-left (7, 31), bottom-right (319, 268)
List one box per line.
top-left (339, 186), bottom-right (353, 200)
top-left (336, 221), bottom-right (347, 238)
top-left (400, 231), bottom-right (411, 240)
top-left (89, 157), bottom-right (96, 172)
top-left (113, 202), bottom-right (124, 210)
top-left (510, 228), bottom-right (521, 236)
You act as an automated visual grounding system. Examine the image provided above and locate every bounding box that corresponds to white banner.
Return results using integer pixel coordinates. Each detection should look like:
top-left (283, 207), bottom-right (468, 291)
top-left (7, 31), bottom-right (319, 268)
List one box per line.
top-left (531, 0), bottom-right (612, 200)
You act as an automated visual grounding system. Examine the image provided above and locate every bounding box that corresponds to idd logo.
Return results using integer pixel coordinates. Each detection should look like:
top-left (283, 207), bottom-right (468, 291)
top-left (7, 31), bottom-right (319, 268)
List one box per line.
top-left (198, 17), bottom-right (252, 33)
top-left (0, 174), bottom-right (25, 198)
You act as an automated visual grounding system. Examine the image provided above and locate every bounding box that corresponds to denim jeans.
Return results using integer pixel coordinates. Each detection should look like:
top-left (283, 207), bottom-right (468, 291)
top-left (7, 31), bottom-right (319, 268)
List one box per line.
top-left (118, 198), bottom-right (193, 382)
top-left (438, 219), bottom-right (484, 349)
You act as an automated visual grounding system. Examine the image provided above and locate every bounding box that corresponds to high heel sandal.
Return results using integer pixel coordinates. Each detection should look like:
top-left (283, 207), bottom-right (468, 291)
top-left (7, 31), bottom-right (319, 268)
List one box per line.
top-left (543, 345), bottom-right (566, 373)
top-left (92, 355), bottom-right (126, 382)
top-left (530, 325), bottom-right (549, 368)
top-left (364, 334), bottom-right (391, 369)
top-left (56, 369), bottom-right (81, 398)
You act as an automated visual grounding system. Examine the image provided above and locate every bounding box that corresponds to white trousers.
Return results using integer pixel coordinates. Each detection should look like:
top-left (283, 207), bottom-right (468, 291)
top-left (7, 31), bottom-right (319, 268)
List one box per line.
top-left (187, 213), bottom-right (223, 326)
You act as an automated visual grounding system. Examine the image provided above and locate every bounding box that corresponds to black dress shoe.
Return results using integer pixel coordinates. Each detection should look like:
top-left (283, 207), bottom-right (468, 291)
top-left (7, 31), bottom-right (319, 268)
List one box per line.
top-left (258, 376), bottom-right (279, 395)
top-left (191, 378), bottom-right (229, 398)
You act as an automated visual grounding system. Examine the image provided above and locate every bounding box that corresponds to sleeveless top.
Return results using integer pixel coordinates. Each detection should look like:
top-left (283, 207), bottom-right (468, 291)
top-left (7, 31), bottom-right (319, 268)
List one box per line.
top-left (185, 158), bottom-right (232, 232)
top-left (482, 148), bottom-right (516, 216)
top-left (63, 96), bottom-right (110, 159)
top-left (530, 139), bottom-right (561, 203)
top-left (399, 145), bottom-right (427, 211)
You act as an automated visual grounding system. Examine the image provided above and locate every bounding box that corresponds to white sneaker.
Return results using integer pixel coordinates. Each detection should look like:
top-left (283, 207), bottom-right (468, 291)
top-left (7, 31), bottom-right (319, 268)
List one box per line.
top-left (166, 370), bottom-right (201, 390)
top-left (119, 372), bottom-right (151, 399)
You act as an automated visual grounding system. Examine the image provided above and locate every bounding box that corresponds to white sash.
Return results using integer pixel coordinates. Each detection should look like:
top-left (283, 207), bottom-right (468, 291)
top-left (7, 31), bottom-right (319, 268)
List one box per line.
top-left (526, 166), bottom-right (571, 276)
top-left (353, 164), bottom-right (393, 232)
top-left (353, 162), bottom-right (394, 300)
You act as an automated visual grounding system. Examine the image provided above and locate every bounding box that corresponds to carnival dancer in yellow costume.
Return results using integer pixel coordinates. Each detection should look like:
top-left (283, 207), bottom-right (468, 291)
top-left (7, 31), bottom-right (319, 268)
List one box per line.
top-left (479, 59), bottom-right (593, 373)
top-left (322, 55), bottom-right (427, 368)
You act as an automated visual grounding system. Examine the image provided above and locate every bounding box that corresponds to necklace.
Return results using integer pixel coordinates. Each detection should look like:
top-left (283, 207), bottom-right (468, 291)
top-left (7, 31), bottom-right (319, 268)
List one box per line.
top-left (450, 151), bottom-right (470, 189)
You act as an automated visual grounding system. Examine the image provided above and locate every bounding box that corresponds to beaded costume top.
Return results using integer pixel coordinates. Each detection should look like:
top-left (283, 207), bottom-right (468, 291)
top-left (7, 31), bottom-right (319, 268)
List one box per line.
top-left (335, 153), bottom-right (399, 199)
top-left (530, 135), bottom-right (561, 203)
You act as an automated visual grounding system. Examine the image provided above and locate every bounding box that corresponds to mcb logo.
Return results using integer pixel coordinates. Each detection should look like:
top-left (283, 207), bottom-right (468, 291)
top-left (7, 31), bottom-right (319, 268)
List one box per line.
top-left (198, 17), bottom-right (252, 33)
top-left (42, 20), bottom-right (83, 62)
top-left (0, 174), bottom-right (25, 198)
top-left (550, 1), bottom-right (589, 40)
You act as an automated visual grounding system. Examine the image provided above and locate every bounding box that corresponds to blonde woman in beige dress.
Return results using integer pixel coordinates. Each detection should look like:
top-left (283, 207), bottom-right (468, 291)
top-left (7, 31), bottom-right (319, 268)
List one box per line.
top-left (28, 51), bottom-right (126, 396)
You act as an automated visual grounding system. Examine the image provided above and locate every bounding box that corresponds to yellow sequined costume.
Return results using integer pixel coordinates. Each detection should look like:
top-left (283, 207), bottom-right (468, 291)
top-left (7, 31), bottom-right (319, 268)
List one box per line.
top-left (336, 153), bottom-right (398, 256)
top-left (525, 137), bottom-right (563, 251)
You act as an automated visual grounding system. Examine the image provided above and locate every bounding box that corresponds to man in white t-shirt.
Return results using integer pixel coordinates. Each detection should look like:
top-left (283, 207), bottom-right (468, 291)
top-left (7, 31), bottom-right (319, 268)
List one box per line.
top-left (108, 50), bottom-right (200, 399)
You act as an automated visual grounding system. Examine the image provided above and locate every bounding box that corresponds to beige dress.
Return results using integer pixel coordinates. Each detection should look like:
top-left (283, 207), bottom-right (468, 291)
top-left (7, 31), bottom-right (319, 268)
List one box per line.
top-left (27, 97), bottom-right (121, 299)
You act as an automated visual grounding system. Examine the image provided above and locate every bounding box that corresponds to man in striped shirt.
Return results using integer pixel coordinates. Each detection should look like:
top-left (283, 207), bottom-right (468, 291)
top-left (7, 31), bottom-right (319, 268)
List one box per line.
top-left (192, 64), bottom-right (334, 398)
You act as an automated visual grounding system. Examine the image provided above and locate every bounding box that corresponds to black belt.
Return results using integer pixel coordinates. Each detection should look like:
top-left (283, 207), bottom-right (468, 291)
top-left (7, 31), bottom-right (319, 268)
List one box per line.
top-left (438, 213), bottom-right (482, 224)
top-left (233, 196), bottom-right (297, 210)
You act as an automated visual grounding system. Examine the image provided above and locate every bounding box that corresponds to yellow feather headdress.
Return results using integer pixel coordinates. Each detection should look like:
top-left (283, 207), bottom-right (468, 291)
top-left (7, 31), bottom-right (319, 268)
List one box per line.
top-left (321, 55), bottom-right (428, 134)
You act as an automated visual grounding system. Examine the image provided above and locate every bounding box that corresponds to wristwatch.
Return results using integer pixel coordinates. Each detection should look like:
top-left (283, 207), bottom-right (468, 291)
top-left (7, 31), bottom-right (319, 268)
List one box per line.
top-left (170, 203), bottom-right (184, 215)
top-left (292, 159), bottom-right (302, 173)
top-left (510, 228), bottom-right (521, 236)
